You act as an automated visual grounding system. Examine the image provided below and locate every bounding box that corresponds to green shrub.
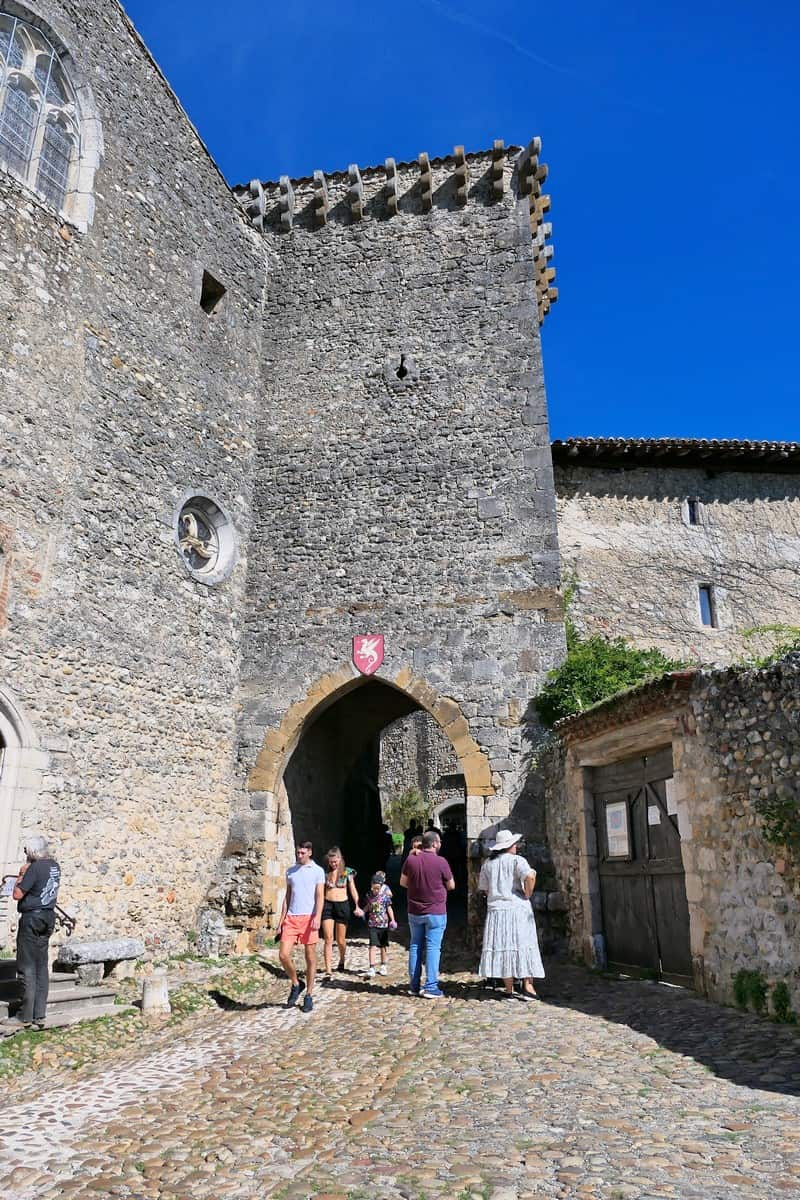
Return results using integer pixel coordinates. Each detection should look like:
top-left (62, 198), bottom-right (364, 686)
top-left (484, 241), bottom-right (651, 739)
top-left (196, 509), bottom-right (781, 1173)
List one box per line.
top-left (384, 787), bottom-right (429, 833)
top-left (535, 612), bottom-right (686, 728)
top-left (772, 981), bottom-right (795, 1024)
top-left (733, 968), bottom-right (768, 1014)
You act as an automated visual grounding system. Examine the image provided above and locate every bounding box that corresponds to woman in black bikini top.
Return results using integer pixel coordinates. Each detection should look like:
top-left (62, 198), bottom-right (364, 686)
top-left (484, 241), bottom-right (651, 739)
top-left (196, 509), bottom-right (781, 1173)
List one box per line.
top-left (321, 846), bottom-right (363, 978)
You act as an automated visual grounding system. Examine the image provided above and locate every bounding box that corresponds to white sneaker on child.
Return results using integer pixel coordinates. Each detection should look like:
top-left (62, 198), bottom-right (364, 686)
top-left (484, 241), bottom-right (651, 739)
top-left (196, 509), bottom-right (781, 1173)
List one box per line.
top-left (366, 967), bottom-right (376, 977)
top-left (378, 964), bottom-right (388, 976)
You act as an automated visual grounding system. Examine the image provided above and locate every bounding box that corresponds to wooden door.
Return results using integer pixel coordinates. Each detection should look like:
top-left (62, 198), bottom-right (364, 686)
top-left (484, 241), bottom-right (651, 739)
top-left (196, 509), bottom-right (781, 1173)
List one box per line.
top-left (591, 747), bottom-right (692, 984)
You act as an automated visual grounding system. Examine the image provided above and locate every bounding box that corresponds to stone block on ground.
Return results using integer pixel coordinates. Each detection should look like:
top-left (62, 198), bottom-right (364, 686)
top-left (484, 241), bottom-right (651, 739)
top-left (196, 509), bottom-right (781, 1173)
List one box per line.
top-left (56, 937), bottom-right (145, 971)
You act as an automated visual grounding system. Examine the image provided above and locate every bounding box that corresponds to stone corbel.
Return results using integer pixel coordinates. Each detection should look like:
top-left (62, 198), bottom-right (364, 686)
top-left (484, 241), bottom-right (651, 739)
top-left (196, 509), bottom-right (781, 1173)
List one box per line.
top-left (529, 191), bottom-right (552, 231)
top-left (518, 136), bottom-right (542, 195)
top-left (278, 175), bottom-right (294, 231)
top-left (418, 151), bottom-right (432, 212)
top-left (313, 170), bottom-right (329, 227)
top-left (454, 145), bottom-right (468, 205)
top-left (491, 139), bottom-right (506, 200)
top-left (246, 179), bottom-right (265, 232)
top-left (348, 164), bottom-right (364, 221)
top-left (384, 157), bottom-right (399, 216)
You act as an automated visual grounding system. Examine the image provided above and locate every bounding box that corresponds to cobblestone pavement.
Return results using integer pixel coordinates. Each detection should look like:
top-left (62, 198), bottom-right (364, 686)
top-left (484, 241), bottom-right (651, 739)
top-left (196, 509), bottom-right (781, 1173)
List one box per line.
top-left (0, 939), bottom-right (799, 1200)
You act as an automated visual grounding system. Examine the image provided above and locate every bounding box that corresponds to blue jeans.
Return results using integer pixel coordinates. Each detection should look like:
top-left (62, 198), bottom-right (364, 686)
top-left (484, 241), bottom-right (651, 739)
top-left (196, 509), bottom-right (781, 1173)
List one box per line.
top-left (408, 913), bottom-right (447, 993)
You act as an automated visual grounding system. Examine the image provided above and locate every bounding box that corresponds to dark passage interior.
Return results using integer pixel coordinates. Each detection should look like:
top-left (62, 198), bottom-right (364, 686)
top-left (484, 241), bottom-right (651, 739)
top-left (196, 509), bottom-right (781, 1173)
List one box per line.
top-left (283, 680), bottom-right (420, 890)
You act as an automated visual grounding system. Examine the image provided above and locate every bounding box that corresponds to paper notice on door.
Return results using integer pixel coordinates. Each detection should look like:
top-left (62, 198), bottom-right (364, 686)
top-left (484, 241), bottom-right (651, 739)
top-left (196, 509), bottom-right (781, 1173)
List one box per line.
top-left (665, 778), bottom-right (678, 815)
top-left (647, 805), bottom-right (661, 826)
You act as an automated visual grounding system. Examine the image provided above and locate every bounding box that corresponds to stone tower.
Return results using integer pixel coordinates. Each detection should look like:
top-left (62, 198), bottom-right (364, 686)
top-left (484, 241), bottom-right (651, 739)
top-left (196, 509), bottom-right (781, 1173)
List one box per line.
top-left (219, 144), bottom-right (564, 937)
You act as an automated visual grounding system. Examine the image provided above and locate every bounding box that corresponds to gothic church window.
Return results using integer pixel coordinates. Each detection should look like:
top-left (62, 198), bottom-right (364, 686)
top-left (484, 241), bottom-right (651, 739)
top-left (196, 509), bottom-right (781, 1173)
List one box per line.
top-left (0, 11), bottom-right (96, 225)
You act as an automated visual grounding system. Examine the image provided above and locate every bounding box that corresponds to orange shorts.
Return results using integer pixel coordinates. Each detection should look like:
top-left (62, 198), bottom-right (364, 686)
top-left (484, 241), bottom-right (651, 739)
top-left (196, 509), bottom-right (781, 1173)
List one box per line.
top-left (281, 914), bottom-right (319, 946)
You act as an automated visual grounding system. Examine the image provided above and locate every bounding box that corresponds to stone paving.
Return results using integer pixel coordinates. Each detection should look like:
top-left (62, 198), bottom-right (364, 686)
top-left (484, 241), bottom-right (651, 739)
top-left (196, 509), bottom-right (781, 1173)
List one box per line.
top-left (0, 939), bottom-right (799, 1200)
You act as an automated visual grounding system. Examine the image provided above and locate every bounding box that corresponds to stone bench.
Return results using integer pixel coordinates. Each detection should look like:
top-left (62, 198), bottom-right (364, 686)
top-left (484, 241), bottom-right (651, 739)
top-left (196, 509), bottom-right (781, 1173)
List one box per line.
top-left (56, 937), bottom-right (145, 986)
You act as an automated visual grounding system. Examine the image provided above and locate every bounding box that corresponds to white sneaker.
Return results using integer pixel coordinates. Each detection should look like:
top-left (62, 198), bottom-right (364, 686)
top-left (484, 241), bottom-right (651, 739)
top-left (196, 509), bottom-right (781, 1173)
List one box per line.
top-left (378, 964), bottom-right (388, 976)
top-left (366, 966), bottom-right (376, 977)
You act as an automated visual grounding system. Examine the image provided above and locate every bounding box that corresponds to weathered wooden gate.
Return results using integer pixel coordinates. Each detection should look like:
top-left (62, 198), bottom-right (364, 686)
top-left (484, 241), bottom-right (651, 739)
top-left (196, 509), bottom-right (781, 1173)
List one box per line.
top-left (591, 746), bottom-right (692, 984)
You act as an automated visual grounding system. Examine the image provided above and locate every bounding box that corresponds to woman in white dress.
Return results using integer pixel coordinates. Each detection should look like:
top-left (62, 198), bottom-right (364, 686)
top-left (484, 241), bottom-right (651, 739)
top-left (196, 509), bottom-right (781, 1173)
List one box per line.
top-left (478, 829), bottom-right (544, 999)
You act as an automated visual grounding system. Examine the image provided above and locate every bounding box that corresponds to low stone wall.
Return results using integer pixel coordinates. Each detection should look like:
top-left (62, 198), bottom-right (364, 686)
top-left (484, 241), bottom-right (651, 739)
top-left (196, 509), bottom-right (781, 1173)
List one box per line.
top-left (677, 656), bottom-right (800, 1002)
top-left (544, 656), bottom-right (800, 1007)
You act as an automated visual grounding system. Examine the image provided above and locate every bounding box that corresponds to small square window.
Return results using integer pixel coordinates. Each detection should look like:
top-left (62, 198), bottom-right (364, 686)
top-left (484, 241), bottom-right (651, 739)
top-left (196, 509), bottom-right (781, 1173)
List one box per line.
top-left (200, 270), bottom-right (226, 315)
top-left (698, 584), bottom-right (717, 628)
top-left (686, 498), bottom-right (702, 526)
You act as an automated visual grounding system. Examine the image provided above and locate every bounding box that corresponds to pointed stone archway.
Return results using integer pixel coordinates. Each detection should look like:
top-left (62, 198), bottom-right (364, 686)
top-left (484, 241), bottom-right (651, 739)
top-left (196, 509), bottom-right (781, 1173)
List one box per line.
top-left (244, 663), bottom-right (495, 929)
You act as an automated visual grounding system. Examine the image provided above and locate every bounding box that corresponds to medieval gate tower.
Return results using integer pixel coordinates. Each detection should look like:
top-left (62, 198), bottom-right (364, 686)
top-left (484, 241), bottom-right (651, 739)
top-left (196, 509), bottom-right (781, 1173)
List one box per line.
top-left (0, 0), bottom-right (562, 948)
top-left (225, 148), bottom-right (564, 935)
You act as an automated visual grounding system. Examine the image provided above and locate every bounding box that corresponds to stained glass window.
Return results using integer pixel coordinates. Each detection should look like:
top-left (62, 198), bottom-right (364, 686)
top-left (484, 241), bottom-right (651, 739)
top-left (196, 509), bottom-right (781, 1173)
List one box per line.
top-left (0, 12), bottom-right (80, 212)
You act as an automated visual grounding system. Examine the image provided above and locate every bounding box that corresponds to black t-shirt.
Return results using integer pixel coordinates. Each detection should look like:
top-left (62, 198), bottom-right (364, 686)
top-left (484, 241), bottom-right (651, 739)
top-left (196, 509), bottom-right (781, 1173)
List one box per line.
top-left (17, 858), bottom-right (61, 912)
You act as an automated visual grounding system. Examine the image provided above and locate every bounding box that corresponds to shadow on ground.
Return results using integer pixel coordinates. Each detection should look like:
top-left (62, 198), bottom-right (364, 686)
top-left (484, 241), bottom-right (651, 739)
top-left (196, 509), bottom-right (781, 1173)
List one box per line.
top-left (536, 961), bottom-right (800, 1098)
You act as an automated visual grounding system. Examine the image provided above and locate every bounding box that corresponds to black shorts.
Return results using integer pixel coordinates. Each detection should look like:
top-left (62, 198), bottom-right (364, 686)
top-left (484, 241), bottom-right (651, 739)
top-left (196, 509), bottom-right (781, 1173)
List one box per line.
top-left (368, 927), bottom-right (390, 948)
top-left (322, 899), bottom-right (351, 924)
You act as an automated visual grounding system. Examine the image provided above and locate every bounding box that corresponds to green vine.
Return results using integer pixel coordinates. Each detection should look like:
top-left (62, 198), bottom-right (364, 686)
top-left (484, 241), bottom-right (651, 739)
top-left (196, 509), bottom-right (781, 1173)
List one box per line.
top-left (738, 623), bottom-right (800, 667)
top-left (754, 783), bottom-right (800, 851)
top-left (535, 593), bottom-right (687, 728)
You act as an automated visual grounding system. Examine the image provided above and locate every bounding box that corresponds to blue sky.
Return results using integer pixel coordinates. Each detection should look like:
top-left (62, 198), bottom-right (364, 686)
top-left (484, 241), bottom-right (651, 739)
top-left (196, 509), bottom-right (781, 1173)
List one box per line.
top-left (125, 0), bottom-right (799, 441)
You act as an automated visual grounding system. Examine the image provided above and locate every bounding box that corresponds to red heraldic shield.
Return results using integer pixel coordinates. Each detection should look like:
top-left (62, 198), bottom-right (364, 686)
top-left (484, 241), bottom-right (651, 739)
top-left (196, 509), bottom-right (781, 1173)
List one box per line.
top-left (353, 635), bottom-right (384, 676)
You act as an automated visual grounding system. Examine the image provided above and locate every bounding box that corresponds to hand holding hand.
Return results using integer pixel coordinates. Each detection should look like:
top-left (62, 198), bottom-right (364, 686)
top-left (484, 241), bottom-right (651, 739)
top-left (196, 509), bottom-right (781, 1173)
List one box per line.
top-left (389, 920), bottom-right (398, 931)
top-left (311, 915), bottom-right (321, 931)
top-left (354, 906), bottom-right (364, 919)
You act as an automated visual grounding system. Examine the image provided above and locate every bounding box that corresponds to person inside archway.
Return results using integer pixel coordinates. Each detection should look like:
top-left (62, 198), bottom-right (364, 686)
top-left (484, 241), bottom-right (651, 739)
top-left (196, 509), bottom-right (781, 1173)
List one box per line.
top-left (320, 847), bottom-right (363, 979)
top-left (477, 830), bottom-right (543, 1000)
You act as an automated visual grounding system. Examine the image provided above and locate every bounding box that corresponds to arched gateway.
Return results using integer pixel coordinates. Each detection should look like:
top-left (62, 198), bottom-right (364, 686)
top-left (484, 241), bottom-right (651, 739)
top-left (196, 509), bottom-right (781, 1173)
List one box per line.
top-left (237, 663), bottom-right (493, 939)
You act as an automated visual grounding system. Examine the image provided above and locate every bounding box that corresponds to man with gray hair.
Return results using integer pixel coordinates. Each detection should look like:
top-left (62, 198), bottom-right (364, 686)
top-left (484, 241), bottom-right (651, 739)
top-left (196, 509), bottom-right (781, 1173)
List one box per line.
top-left (4, 837), bottom-right (61, 1032)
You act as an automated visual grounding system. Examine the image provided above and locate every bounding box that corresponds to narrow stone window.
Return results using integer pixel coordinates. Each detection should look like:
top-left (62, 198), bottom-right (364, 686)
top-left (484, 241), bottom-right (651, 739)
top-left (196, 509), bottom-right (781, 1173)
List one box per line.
top-left (200, 270), bottom-right (226, 315)
top-left (686, 498), bottom-right (702, 526)
top-left (698, 584), bottom-right (717, 628)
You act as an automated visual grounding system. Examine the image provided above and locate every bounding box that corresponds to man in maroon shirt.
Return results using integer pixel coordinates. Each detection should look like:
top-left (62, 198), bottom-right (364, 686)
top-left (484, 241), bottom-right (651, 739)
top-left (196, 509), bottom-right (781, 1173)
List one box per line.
top-left (400, 829), bottom-right (455, 997)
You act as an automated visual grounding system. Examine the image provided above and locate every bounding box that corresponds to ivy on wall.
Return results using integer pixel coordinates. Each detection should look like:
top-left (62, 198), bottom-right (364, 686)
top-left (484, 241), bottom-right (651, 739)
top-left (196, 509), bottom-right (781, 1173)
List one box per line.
top-left (535, 606), bottom-right (686, 728)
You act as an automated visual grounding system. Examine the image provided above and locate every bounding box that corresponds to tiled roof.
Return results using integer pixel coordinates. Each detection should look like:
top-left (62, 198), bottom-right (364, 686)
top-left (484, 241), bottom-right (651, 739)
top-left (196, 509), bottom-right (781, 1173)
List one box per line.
top-left (551, 438), bottom-right (800, 472)
top-left (553, 671), bottom-right (697, 743)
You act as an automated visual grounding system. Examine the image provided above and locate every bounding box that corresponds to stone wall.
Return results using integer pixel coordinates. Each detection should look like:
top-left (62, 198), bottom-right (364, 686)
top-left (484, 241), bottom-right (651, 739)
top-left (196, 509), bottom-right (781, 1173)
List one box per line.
top-left (544, 657), bottom-right (800, 1006)
top-left (554, 463), bottom-right (800, 663)
top-left (378, 711), bottom-right (463, 823)
top-left (0, 0), bottom-right (264, 948)
top-left (676, 656), bottom-right (800, 1002)
top-left (230, 149), bottom-right (564, 930)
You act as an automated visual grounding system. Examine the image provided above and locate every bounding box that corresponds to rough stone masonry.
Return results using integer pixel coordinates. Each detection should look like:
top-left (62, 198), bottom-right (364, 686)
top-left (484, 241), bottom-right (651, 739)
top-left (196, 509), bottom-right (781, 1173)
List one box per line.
top-left (0, 0), bottom-right (563, 949)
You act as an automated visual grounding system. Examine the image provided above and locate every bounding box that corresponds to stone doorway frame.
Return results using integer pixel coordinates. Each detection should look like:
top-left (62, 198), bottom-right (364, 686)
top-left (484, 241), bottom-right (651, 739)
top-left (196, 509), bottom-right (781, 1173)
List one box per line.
top-left (245, 663), bottom-right (496, 928)
top-left (0, 685), bottom-right (47, 947)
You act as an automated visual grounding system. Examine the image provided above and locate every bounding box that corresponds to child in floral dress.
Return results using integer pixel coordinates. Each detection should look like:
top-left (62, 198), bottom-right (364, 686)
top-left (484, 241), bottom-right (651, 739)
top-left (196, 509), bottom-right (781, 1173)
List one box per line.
top-left (364, 871), bottom-right (396, 977)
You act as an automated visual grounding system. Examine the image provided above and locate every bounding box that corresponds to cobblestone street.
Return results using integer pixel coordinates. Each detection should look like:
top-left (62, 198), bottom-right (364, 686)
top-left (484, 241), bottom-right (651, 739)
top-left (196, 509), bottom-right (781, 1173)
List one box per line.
top-left (1, 944), bottom-right (799, 1200)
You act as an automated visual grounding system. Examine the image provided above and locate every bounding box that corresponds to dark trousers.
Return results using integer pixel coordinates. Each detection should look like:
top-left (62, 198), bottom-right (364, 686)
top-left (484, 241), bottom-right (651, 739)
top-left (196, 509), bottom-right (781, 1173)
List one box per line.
top-left (16, 911), bottom-right (55, 1022)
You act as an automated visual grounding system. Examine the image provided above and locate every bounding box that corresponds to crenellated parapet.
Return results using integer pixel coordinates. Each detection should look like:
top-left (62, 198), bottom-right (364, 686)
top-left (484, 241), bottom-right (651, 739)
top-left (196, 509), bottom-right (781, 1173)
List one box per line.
top-left (232, 139), bottom-right (557, 325)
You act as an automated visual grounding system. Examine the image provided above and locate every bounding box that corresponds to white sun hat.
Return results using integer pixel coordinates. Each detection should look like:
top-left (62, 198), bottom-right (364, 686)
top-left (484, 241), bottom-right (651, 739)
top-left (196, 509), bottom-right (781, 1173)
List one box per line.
top-left (489, 829), bottom-right (523, 852)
